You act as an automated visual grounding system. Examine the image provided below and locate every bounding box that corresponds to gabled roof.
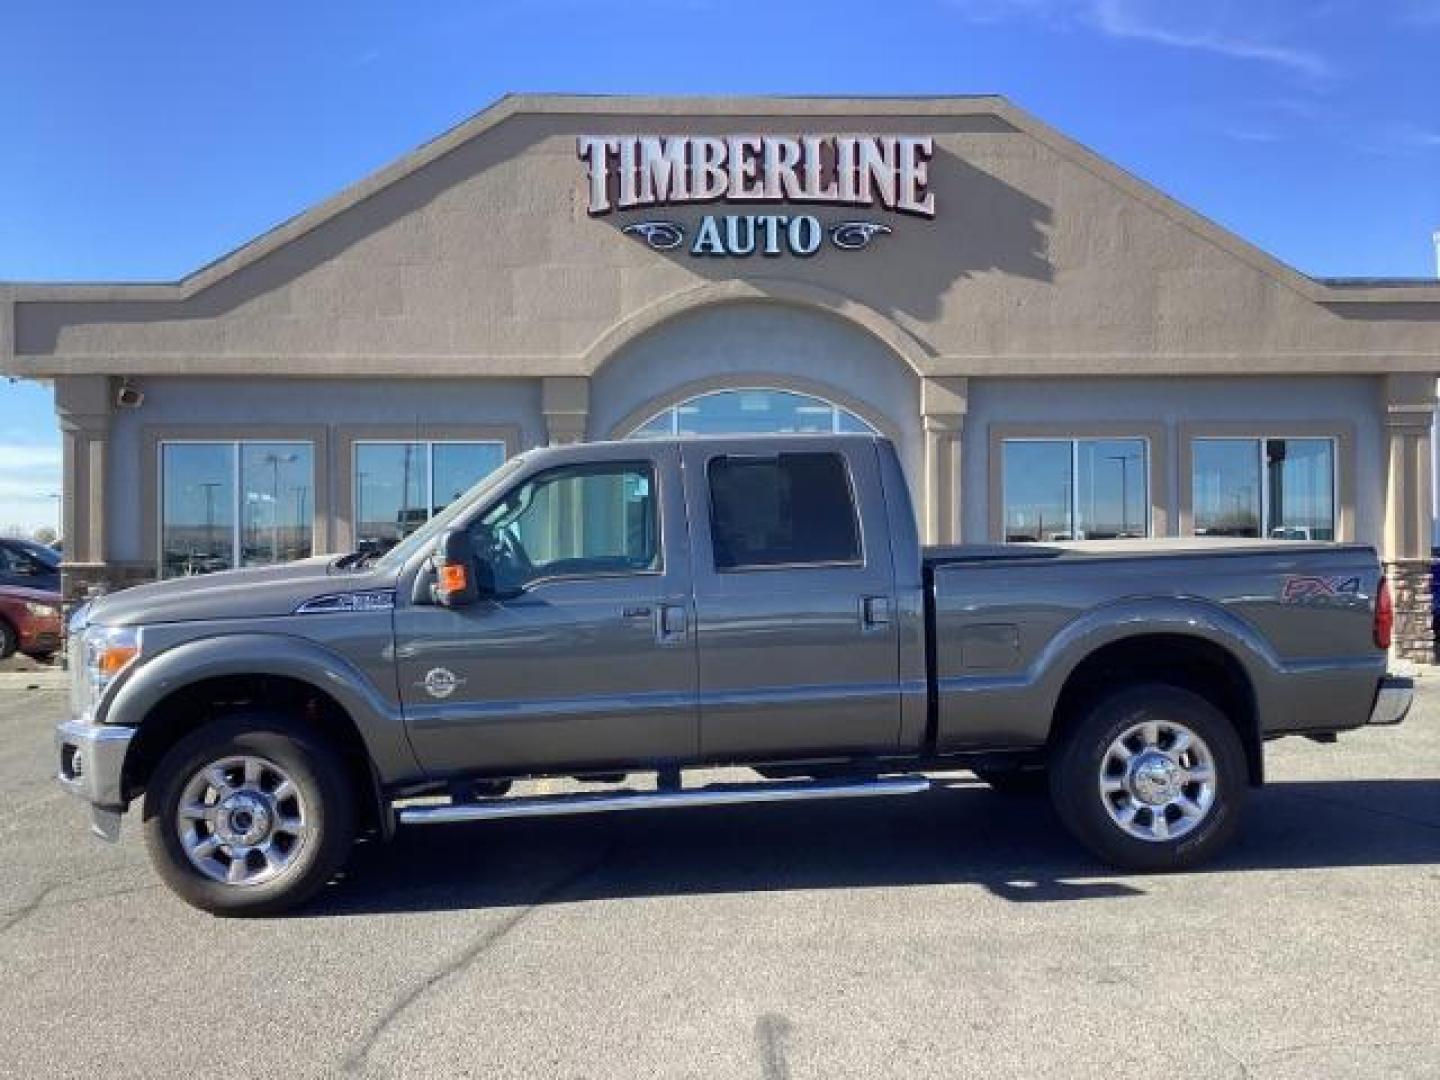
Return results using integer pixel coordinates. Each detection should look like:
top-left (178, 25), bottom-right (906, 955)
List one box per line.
top-left (3, 93), bottom-right (1438, 306)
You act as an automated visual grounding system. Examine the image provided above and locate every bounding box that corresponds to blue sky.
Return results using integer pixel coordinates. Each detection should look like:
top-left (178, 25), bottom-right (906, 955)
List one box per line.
top-left (1, 0), bottom-right (1437, 533)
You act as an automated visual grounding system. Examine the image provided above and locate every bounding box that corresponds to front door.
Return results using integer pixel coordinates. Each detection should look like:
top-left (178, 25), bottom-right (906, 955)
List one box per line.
top-left (395, 446), bottom-right (698, 777)
top-left (680, 439), bottom-right (901, 761)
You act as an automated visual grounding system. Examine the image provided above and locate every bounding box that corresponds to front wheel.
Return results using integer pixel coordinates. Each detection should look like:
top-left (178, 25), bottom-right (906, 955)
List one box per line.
top-left (142, 714), bottom-right (356, 916)
top-left (1050, 684), bottom-right (1247, 871)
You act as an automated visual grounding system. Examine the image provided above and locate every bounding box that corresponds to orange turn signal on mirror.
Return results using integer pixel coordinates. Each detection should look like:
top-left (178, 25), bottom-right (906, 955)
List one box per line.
top-left (97, 645), bottom-right (139, 677)
top-left (439, 562), bottom-right (469, 594)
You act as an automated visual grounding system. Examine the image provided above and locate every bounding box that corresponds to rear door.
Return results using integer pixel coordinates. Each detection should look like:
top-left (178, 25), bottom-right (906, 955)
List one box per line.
top-left (681, 439), bottom-right (901, 760)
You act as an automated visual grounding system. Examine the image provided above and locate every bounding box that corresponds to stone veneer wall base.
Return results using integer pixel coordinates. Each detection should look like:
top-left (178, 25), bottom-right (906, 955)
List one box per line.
top-left (1384, 559), bottom-right (1435, 665)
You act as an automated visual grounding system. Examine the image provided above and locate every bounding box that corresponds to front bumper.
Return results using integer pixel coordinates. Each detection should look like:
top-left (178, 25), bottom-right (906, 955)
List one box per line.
top-left (55, 719), bottom-right (135, 839)
top-left (1368, 676), bottom-right (1414, 727)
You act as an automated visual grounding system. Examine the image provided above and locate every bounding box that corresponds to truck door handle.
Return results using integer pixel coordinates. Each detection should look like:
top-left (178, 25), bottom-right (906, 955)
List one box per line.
top-left (655, 604), bottom-right (688, 645)
top-left (861, 595), bottom-right (891, 630)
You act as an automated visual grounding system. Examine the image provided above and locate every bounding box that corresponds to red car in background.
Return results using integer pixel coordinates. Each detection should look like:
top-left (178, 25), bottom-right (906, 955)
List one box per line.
top-left (0, 584), bottom-right (62, 662)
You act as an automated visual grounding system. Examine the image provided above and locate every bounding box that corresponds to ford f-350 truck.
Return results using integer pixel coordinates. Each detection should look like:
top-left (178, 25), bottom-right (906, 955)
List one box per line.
top-left (57, 435), bottom-right (1411, 914)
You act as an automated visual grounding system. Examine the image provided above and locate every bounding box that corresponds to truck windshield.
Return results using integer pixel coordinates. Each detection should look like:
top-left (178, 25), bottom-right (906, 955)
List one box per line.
top-left (374, 453), bottom-right (531, 571)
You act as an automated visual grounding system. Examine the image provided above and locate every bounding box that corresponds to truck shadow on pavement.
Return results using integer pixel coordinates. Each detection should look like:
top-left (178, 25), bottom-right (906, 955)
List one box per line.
top-left (303, 777), bottom-right (1440, 917)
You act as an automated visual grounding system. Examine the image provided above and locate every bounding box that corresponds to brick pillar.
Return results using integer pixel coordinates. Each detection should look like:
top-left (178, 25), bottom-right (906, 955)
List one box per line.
top-left (1386, 559), bottom-right (1434, 663)
top-left (1381, 373), bottom-right (1438, 664)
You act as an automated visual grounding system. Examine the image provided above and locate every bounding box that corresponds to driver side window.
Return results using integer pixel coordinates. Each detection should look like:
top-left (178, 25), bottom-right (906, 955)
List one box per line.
top-left (477, 462), bottom-right (660, 592)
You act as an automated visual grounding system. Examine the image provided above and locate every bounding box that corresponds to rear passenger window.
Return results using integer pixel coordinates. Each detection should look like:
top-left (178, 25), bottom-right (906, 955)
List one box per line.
top-left (707, 453), bottom-right (862, 570)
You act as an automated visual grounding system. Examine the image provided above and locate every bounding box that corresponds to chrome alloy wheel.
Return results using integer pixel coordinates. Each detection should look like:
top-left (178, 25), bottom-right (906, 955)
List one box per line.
top-left (1098, 718), bottom-right (1217, 842)
top-left (176, 755), bottom-right (311, 885)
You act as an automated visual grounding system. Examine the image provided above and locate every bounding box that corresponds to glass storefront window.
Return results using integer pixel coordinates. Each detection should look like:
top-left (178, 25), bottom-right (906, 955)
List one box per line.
top-left (1192, 437), bottom-right (1335, 541)
top-left (355, 440), bottom-right (505, 552)
top-left (1077, 439), bottom-right (1148, 540)
top-left (239, 444), bottom-right (314, 568)
top-left (1191, 439), bottom-right (1261, 537)
top-left (1003, 438), bottom-right (1149, 542)
top-left (1003, 440), bottom-right (1073, 542)
top-left (161, 441), bottom-right (313, 577)
top-left (626, 388), bottom-right (875, 438)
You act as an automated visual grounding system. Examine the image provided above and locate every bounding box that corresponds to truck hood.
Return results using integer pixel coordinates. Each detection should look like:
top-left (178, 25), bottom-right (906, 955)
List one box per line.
top-left (84, 557), bottom-right (401, 627)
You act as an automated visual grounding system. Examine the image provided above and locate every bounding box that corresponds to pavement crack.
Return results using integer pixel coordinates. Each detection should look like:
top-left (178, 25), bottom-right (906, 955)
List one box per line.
top-left (341, 843), bottom-right (618, 1076)
top-left (0, 883), bottom-right (60, 937)
top-left (0, 865), bottom-right (141, 936)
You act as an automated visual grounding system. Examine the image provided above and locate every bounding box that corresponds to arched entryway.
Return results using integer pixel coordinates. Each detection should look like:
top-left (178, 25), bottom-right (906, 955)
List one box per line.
top-left (624, 386), bottom-right (879, 439)
top-left (589, 299), bottom-right (919, 483)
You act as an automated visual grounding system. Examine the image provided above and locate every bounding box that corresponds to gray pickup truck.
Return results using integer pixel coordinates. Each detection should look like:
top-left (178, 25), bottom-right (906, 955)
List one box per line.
top-left (57, 435), bottom-right (1411, 914)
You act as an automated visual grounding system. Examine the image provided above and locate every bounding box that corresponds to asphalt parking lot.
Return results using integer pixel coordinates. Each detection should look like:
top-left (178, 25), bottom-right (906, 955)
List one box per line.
top-left (1, 679), bottom-right (1437, 1079)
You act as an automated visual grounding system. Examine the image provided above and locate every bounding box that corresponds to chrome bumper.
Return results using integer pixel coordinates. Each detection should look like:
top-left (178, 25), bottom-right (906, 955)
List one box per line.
top-left (55, 719), bottom-right (135, 840)
top-left (1368, 676), bottom-right (1414, 727)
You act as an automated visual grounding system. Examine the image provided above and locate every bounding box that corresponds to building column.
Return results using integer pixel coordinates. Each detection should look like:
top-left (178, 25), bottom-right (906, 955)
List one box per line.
top-left (542, 376), bottom-right (589, 445)
top-left (54, 375), bottom-right (114, 603)
top-left (1381, 373), bottom-right (1438, 663)
top-left (920, 377), bottom-right (968, 545)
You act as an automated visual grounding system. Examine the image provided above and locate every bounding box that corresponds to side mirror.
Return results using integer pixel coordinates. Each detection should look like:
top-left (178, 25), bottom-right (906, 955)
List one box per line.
top-left (429, 529), bottom-right (480, 608)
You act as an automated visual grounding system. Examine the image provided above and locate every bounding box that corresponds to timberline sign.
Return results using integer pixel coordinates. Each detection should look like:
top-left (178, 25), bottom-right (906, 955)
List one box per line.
top-left (577, 134), bottom-right (935, 258)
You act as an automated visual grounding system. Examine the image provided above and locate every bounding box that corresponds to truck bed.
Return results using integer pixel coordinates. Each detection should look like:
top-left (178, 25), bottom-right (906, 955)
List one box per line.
top-left (923, 538), bottom-right (1385, 753)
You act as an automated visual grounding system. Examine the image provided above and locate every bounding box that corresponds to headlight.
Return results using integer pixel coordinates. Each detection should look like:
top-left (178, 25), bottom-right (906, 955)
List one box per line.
top-left (24, 601), bottom-right (58, 618)
top-left (82, 625), bottom-right (143, 702)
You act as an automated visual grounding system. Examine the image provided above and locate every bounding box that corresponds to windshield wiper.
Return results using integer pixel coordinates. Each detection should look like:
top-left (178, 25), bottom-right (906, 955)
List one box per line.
top-left (333, 548), bottom-right (381, 570)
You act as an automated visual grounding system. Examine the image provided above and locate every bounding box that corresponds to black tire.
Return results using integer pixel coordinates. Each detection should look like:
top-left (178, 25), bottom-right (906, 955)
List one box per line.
top-left (1049, 683), bottom-right (1247, 872)
top-left (0, 619), bottom-right (16, 660)
top-left (142, 713), bottom-right (356, 916)
top-left (973, 766), bottom-right (1048, 796)
top-left (24, 650), bottom-right (56, 665)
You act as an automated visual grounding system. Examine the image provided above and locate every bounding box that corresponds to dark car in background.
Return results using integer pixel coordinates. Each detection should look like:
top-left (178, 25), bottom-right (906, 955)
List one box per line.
top-left (0, 537), bottom-right (61, 594)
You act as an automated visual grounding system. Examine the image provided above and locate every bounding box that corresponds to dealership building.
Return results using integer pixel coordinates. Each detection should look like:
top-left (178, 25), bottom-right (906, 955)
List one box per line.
top-left (3, 95), bottom-right (1440, 656)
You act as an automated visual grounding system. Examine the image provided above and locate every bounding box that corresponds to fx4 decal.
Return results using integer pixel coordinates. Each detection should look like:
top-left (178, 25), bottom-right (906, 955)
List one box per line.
top-left (1281, 575), bottom-right (1362, 602)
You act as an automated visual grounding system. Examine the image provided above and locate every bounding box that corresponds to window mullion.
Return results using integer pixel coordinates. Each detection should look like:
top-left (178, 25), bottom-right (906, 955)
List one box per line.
top-left (426, 442), bottom-right (435, 522)
top-left (1258, 440), bottom-right (1270, 537)
top-left (232, 442), bottom-right (242, 569)
top-left (1071, 440), bottom-right (1081, 540)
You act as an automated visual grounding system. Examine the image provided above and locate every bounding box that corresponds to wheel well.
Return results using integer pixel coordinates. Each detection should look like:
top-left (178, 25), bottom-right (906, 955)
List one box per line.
top-left (1050, 634), bottom-right (1262, 785)
top-left (123, 674), bottom-right (384, 833)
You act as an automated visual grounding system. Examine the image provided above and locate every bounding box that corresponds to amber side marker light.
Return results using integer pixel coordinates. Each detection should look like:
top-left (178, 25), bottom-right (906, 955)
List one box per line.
top-left (439, 562), bottom-right (469, 596)
top-left (1374, 576), bottom-right (1394, 650)
top-left (98, 644), bottom-right (140, 677)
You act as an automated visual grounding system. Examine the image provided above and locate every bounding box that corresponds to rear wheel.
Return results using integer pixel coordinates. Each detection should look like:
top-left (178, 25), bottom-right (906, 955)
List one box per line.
top-left (142, 714), bottom-right (356, 916)
top-left (1050, 684), bottom-right (1247, 871)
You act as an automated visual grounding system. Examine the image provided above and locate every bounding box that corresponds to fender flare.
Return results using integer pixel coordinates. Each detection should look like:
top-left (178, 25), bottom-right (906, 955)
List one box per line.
top-left (1029, 596), bottom-right (1281, 735)
top-left (104, 632), bottom-right (422, 785)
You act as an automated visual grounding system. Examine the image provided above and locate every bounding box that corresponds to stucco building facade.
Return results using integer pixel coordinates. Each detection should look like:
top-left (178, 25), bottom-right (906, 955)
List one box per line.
top-left (3, 95), bottom-right (1438, 656)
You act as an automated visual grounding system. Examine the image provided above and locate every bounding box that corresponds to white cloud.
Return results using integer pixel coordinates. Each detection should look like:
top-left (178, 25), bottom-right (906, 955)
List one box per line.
top-left (946, 0), bottom-right (1333, 79)
top-left (1092, 0), bottom-right (1332, 79)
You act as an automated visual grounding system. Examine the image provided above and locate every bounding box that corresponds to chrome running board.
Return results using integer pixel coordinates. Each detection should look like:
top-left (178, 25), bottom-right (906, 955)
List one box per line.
top-left (397, 775), bottom-right (930, 826)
